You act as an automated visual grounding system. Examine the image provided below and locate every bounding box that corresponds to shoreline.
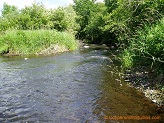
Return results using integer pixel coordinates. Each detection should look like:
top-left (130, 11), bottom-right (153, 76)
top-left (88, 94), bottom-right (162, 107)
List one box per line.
top-left (108, 47), bottom-right (164, 112)
top-left (124, 69), bottom-right (164, 113)
top-left (2, 44), bottom-right (70, 57)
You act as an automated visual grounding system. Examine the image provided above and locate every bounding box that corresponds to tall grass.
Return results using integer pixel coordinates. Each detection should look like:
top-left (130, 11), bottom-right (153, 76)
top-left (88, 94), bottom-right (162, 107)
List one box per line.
top-left (121, 17), bottom-right (164, 73)
top-left (0, 30), bottom-right (78, 55)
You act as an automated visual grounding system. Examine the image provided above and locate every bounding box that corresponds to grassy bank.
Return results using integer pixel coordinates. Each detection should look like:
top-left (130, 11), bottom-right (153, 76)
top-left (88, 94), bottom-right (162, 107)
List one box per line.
top-left (121, 18), bottom-right (164, 90)
top-left (0, 30), bottom-right (78, 55)
top-left (121, 18), bottom-right (164, 69)
top-left (119, 18), bottom-right (164, 107)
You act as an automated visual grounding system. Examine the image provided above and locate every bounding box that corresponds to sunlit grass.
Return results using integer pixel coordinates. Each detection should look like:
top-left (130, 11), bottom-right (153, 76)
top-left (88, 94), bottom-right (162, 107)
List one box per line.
top-left (0, 30), bottom-right (78, 55)
top-left (121, 18), bottom-right (164, 70)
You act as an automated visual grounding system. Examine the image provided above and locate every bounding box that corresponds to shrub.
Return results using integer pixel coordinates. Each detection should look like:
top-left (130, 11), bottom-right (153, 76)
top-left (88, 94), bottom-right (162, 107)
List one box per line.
top-left (121, 18), bottom-right (164, 73)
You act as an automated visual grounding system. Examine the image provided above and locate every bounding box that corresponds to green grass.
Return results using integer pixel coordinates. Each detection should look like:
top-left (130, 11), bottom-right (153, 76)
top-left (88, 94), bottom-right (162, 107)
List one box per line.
top-left (0, 30), bottom-right (78, 55)
top-left (121, 17), bottom-right (164, 70)
top-left (121, 17), bottom-right (164, 90)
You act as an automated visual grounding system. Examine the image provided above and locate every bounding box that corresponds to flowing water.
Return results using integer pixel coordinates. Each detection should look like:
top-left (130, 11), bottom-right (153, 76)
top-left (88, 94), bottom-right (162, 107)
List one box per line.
top-left (0, 44), bottom-right (163, 123)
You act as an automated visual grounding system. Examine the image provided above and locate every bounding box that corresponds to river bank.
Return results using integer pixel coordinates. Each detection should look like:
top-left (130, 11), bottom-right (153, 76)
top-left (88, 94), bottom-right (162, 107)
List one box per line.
top-left (105, 46), bottom-right (164, 114)
top-left (0, 30), bottom-right (78, 56)
top-left (3, 44), bottom-right (69, 57)
top-left (124, 68), bottom-right (164, 113)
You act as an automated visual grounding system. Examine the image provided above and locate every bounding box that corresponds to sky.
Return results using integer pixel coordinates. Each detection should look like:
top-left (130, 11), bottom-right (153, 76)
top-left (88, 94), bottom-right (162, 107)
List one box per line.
top-left (0, 0), bottom-right (104, 11)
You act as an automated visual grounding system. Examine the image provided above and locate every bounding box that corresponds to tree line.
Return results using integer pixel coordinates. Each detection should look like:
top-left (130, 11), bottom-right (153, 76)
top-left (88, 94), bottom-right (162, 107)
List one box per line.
top-left (0, 3), bottom-right (79, 34)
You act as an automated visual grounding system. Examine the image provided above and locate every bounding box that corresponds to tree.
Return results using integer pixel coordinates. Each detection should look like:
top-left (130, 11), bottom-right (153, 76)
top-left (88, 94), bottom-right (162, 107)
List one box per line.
top-left (105, 0), bottom-right (118, 12)
top-left (73, 0), bottom-right (96, 39)
top-left (21, 3), bottom-right (49, 30)
top-left (49, 7), bottom-right (68, 31)
top-left (63, 5), bottom-right (80, 35)
top-left (84, 2), bottom-right (107, 42)
top-left (2, 3), bottom-right (18, 17)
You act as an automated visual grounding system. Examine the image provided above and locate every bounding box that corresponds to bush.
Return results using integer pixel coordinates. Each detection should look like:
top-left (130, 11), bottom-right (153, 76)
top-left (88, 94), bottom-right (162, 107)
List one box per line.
top-left (121, 18), bottom-right (164, 73)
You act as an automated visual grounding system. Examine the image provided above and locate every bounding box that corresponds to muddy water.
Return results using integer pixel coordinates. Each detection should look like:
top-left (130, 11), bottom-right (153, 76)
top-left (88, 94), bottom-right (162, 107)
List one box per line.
top-left (0, 44), bottom-right (163, 123)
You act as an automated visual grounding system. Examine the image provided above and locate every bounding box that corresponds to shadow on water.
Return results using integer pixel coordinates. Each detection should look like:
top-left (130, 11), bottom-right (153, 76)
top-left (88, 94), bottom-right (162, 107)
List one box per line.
top-left (0, 44), bottom-right (163, 123)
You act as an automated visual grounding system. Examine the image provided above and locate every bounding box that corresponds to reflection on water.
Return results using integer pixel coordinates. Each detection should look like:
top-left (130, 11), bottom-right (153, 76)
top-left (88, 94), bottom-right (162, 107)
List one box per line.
top-left (0, 44), bottom-right (163, 123)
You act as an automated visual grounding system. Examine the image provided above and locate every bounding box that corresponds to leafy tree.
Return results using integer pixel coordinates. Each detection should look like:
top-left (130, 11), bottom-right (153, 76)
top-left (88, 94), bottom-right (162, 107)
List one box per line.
top-left (49, 7), bottom-right (68, 31)
top-left (0, 3), bottom-right (19, 30)
top-left (21, 3), bottom-right (49, 30)
top-left (73, 0), bottom-right (96, 39)
top-left (17, 14), bottom-right (31, 30)
top-left (2, 3), bottom-right (18, 17)
top-left (84, 2), bottom-right (107, 42)
top-left (103, 0), bottom-right (164, 43)
top-left (105, 0), bottom-right (118, 12)
top-left (0, 17), bottom-right (10, 31)
top-left (0, 2), bottom-right (79, 33)
top-left (63, 5), bottom-right (80, 35)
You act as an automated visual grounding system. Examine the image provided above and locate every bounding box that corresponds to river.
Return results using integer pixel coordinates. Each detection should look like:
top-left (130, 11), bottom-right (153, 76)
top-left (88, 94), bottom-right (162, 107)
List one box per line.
top-left (0, 44), bottom-right (163, 123)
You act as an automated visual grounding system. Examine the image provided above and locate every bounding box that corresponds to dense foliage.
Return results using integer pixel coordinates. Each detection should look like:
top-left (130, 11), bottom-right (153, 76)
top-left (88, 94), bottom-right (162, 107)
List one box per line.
top-left (73, 0), bottom-right (163, 43)
top-left (121, 18), bottom-right (164, 70)
top-left (73, 0), bottom-right (164, 88)
top-left (0, 3), bottom-right (79, 34)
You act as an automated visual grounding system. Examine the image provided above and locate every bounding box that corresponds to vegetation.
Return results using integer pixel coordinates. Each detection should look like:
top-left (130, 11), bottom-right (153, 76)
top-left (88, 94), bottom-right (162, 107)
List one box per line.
top-left (0, 3), bottom-right (79, 55)
top-left (0, 3), bottom-right (79, 33)
top-left (121, 18), bottom-right (164, 70)
top-left (0, 30), bottom-right (77, 55)
top-left (72, 0), bottom-right (164, 90)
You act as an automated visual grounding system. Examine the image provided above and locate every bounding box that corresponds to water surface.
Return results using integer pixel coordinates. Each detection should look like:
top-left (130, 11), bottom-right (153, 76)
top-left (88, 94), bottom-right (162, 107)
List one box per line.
top-left (0, 44), bottom-right (163, 123)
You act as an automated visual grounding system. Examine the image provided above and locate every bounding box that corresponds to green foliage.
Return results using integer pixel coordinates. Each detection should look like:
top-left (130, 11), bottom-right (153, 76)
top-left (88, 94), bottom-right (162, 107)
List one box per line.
top-left (102, 0), bottom-right (132, 42)
top-left (0, 44), bottom-right (9, 54)
top-left (20, 3), bottom-right (49, 30)
top-left (0, 3), bottom-right (79, 34)
top-left (0, 30), bottom-right (78, 55)
top-left (50, 8), bottom-right (68, 31)
top-left (2, 3), bottom-right (18, 17)
top-left (73, 0), bottom-right (96, 39)
top-left (121, 18), bottom-right (164, 73)
top-left (73, 0), bottom-right (163, 43)
top-left (63, 5), bottom-right (80, 35)
top-left (0, 4), bottom-right (19, 31)
top-left (102, 0), bottom-right (164, 43)
top-left (17, 13), bottom-right (32, 30)
top-left (105, 0), bottom-right (118, 12)
top-left (84, 3), bottom-right (107, 42)
top-left (121, 49), bottom-right (133, 69)
top-left (0, 2), bottom-right (79, 55)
